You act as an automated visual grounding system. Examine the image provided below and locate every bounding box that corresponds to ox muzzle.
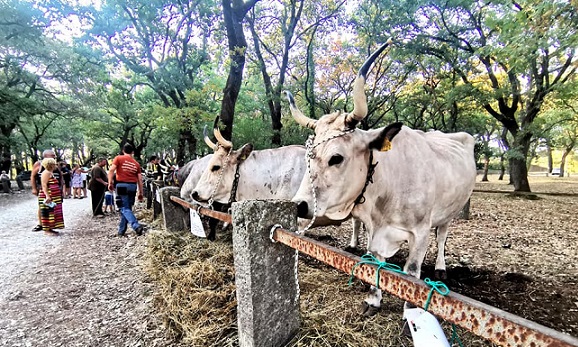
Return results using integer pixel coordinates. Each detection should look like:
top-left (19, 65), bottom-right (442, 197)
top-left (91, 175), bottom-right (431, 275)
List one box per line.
top-left (294, 200), bottom-right (313, 219)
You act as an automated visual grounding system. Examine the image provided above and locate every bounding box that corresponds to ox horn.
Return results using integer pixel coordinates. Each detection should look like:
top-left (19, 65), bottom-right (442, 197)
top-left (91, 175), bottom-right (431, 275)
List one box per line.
top-left (203, 125), bottom-right (218, 151)
top-left (284, 90), bottom-right (316, 130)
top-left (213, 116), bottom-right (233, 149)
top-left (346, 39), bottom-right (393, 128)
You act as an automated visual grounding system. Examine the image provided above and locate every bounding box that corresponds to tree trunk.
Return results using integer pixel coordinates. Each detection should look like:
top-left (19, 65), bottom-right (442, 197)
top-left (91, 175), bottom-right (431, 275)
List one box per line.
top-left (481, 155), bottom-right (489, 181)
top-left (247, 1), bottom-right (301, 147)
top-left (498, 154), bottom-right (505, 181)
top-left (546, 144), bottom-right (553, 173)
top-left (176, 128), bottom-right (196, 165)
top-left (248, 18), bottom-right (281, 146)
top-left (219, 0), bottom-right (256, 141)
top-left (560, 150), bottom-right (570, 178)
top-left (509, 157), bottom-right (531, 191)
top-left (508, 132), bottom-right (533, 191)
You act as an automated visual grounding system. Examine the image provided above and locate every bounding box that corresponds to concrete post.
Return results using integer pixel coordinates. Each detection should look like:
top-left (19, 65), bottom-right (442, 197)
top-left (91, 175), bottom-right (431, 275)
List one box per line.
top-left (231, 200), bottom-right (300, 347)
top-left (159, 186), bottom-right (188, 232)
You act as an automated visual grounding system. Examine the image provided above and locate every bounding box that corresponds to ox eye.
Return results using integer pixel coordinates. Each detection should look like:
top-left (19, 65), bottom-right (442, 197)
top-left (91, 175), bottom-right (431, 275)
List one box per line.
top-left (211, 165), bottom-right (221, 172)
top-left (328, 154), bottom-right (343, 166)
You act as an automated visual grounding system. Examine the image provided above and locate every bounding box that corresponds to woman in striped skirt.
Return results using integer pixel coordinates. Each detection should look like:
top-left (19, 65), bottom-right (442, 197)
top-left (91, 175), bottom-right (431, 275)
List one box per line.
top-left (39, 158), bottom-right (65, 236)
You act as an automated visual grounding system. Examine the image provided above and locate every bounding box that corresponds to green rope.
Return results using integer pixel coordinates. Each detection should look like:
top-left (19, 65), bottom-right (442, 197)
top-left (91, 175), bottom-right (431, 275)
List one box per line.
top-left (450, 325), bottom-right (464, 347)
top-left (423, 278), bottom-right (450, 311)
top-left (423, 278), bottom-right (464, 347)
top-left (348, 253), bottom-right (406, 287)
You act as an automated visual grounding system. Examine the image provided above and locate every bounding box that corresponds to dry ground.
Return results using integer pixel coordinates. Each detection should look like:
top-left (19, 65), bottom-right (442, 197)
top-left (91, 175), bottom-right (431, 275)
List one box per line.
top-left (0, 188), bottom-right (187, 347)
top-left (1, 175), bottom-right (576, 346)
top-left (146, 174), bottom-right (578, 346)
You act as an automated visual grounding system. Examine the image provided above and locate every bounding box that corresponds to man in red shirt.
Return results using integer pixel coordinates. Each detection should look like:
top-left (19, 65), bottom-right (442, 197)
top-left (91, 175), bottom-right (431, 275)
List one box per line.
top-left (107, 144), bottom-right (145, 236)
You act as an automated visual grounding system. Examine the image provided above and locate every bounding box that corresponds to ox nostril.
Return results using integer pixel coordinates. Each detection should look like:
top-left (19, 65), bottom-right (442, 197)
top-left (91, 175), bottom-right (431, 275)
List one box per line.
top-left (296, 201), bottom-right (309, 218)
top-left (191, 191), bottom-right (200, 201)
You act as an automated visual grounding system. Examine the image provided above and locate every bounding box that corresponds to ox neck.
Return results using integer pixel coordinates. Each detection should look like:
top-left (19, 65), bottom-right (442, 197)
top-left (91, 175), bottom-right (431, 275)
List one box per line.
top-left (354, 150), bottom-right (378, 206)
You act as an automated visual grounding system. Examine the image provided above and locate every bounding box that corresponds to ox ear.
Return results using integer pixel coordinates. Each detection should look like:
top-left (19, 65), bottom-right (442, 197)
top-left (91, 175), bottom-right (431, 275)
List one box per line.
top-left (237, 143), bottom-right (254, 161)
top-left (368, 122), bottom-right (403, 152)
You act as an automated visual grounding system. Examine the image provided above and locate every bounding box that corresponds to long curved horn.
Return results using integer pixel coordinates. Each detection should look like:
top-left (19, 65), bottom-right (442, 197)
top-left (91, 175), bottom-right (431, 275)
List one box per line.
top-left (284, 90), bottom-right (316, 129)
top-left (213, 116), bottom-right (233, 149)
top-left (203, 125), bottom-right (218, 151)
top-left (346, 39), bottom-right (393, 128)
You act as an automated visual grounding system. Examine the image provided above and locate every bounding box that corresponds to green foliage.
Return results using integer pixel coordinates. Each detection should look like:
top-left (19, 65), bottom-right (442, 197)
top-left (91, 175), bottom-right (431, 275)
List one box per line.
top-left (1, 0), bottom-right (577, 182)
top-left (231, 116), bottom-right (273, 150)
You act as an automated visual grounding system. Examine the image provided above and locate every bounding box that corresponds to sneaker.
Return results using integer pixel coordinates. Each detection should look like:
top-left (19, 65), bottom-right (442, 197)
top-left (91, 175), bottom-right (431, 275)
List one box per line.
top-left (135, 225), bottom-right (144, 236)
top-left (32, 225), bottom-right (42, 232)
top-left (117, 231), bottom-right (127, 237)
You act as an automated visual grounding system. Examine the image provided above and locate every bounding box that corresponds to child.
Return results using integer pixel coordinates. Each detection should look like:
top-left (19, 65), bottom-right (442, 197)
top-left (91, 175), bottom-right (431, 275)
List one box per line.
top-left (71, 165), bottom-right (84, 198)
top-left (104, 190), bottom-right (115, 214)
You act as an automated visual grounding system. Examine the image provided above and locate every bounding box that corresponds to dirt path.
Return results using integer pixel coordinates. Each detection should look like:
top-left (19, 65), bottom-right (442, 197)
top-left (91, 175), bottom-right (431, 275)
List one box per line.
top-left (0, 191), bottom-right (179, 347)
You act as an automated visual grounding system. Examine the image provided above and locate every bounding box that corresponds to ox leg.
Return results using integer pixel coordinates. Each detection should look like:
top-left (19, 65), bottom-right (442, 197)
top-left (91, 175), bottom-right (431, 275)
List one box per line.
top-left (345, 218), bottom-right (361, 252)
top-left (361, 252), bottom-right (383, 317)
top-left (434, 224), bottom-right (450, 280)
top-left (404, 231), bottom-right (429, 278)
top-left (403, 231), bottom-right (429, 310)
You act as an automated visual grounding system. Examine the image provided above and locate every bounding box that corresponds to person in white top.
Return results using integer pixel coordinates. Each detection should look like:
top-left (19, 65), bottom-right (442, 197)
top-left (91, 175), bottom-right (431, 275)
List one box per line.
top-left (81, 170), bottom-right (88, 198)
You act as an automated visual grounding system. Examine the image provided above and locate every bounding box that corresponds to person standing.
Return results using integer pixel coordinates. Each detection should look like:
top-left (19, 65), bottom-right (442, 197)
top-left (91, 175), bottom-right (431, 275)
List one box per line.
top-left (81, 168), bottom-right (89, 198)
top-left (71, 164), bottom-right (84, 198)
top-left (88, 158), bottom-right (108, 218)
top-left (108, 144), bottom-right (145, 236)
top-left (145, 155), bottom-right (162, 180)
top-left (31, 149), bottom-right (62, 232)
top-left (0, 170), bottom-right (12, 194)
top-left (38, 158), bottom-right (65, 236)
top-left (60, 161), bottom-right (72, 198)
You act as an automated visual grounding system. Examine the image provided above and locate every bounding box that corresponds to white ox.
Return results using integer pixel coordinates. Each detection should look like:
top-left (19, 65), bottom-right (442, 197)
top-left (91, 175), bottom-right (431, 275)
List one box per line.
top-left (287, 42), bottom-right (477, 315)
top-left (179, 154), bottom-right (213, 201)
top-left (191, 123), bottom-right (363, 248)
top-left (178, 154), bottom-right (230, 241)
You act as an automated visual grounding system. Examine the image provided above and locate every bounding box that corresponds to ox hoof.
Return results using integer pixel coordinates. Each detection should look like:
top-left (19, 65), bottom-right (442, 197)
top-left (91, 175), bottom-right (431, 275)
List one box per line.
top-left (360, 301), bottom-right (380, 317)
top-left (434, 269), bottom-right (447, 281)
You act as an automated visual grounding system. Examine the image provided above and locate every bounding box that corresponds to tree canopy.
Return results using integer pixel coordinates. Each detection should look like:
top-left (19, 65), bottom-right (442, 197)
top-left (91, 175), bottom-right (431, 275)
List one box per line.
top-left (1, 0), bottom-right (576, 191)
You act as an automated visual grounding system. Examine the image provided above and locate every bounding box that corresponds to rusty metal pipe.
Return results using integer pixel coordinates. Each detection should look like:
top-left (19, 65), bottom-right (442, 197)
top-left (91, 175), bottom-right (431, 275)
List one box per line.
top-left (170, 196), bottom-right (232, 224)
top-left (173, 198), bottom-right (578, 347)
top-left (271, 228), bottom-right (578, 347)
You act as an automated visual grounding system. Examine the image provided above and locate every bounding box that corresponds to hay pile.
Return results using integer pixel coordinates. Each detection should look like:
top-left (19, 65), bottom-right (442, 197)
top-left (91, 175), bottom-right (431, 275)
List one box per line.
top-left (145, 231), bottom-right (237, 346)
top-left (145, 230), bottom-right (493, 346)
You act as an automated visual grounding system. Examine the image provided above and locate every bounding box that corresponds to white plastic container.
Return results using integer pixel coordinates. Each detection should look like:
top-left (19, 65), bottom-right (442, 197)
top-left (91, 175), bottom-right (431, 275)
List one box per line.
top-left (403, 307), bottom-right (450, 347)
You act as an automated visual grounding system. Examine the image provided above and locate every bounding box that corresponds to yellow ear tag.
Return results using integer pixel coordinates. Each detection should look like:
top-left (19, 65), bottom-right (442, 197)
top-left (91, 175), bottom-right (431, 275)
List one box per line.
top-left (380, 138), bottom-right (392, 152)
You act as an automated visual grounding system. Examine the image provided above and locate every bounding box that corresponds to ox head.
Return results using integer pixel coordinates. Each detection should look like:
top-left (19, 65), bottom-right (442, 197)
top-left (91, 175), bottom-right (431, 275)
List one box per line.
top-left (288, 41), bottom-right (402, 221)
top-left (191, 118), bottom-right (254, 204)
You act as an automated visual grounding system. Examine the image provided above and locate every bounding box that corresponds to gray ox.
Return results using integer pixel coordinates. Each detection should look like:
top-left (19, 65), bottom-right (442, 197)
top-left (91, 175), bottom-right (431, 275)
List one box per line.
top-left (191, 123), bottom-right (363, 248)
top-left (287, 42), bottom-right (477, 315)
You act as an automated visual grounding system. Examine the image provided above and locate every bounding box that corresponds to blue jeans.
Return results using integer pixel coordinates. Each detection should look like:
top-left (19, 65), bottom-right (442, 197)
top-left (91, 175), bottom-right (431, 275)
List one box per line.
top-left (116, 183), bottom-right (141, 234)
